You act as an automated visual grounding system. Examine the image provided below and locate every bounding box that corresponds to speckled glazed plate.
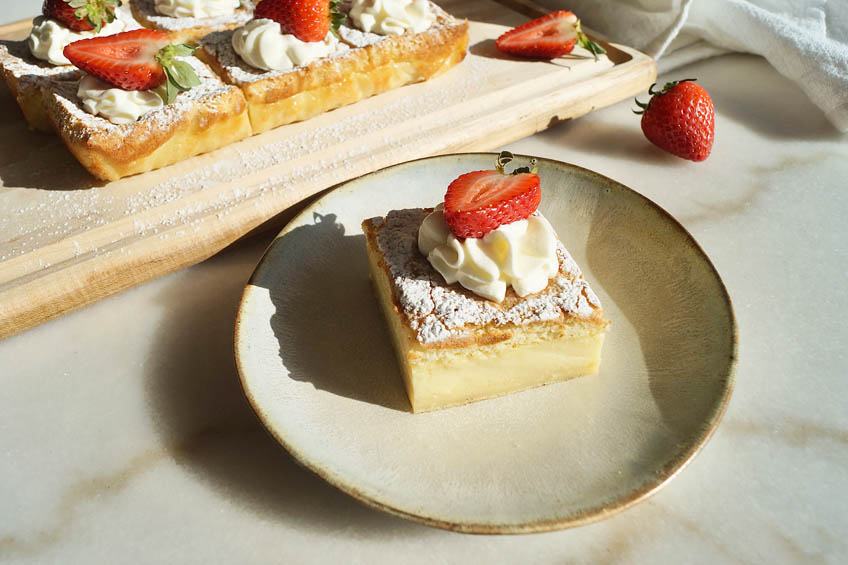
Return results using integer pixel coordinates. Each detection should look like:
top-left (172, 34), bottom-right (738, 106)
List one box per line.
top-left (235, 153), bottom-right (736, 534)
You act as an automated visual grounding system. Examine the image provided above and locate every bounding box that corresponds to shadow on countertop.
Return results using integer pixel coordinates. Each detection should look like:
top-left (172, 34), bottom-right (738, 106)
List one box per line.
top-left (143, 231), bottom-right (425, 539)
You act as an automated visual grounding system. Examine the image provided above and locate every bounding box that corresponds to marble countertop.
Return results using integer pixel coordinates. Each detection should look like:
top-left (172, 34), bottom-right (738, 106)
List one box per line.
top-left (2, 4), bottom-right (847, 563)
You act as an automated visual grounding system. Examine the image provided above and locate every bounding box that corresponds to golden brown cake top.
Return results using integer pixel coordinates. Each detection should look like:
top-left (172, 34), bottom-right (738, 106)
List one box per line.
top-left (366, 208), bottom-right (606, 345)
top-left (336, 1), bottom-right (459, 48)
top-left (131, 0), bottom-right (256, 32)
top-left (48, 55), bottom-right (237, 142)
top-left (199, 27), bottom-right (355, 86)
top-left (200, 1), bottom-right (463, 86)
top-left (0, 41), bottom-right (81, 84)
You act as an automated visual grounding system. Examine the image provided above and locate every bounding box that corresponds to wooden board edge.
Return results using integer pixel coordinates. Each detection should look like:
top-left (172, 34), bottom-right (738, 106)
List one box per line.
top-left (0, 18), bottom-right (32, 39)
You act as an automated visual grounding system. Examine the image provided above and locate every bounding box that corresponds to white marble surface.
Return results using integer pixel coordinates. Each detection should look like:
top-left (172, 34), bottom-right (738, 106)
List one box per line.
top-left (3, 2), bottom-right (848, 562)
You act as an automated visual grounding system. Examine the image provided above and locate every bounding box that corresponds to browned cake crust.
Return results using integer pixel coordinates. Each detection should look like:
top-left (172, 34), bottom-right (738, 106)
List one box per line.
top-left (362, 209), bottom-right (609, 351)
top-left (199, 6), bottom-right (469, 133)
top-left (129, 0), bottom-right (256, 44)
top-left (42, 57), bottom-right (252, 181)
top-left (0, 40), bottom-right (81, 132)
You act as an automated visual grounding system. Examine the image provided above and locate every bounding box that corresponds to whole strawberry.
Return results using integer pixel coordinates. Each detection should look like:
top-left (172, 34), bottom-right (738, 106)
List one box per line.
top-left (254, 0), bottom-right (344, 43)
top-left (634, 79), bottom-right (715, 161)
top-left (43, 0), bottom-right (120, 33)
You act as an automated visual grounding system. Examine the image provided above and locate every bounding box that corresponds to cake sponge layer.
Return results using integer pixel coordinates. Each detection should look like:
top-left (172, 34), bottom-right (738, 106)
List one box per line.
top-left (362, 209), bottom-right (609, 413)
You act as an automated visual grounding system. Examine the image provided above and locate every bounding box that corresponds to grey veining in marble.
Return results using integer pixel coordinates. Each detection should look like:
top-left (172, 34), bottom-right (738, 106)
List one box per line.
top-left (0, 6), bottom-right (846, 557)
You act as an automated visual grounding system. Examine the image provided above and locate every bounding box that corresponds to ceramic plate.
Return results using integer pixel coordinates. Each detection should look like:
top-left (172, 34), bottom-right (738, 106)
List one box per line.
top-left (235, 153), bottom-right (736, 534)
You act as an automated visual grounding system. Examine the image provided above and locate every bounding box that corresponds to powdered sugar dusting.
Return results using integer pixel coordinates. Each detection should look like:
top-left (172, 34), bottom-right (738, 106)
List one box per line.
top-left (369, 209), bottom-right (603, 344)
top-left (130, 0), bottom-right (255, 32)
top-left (0, 47), bottom-right (487, 267)
top-left (0, 40), bottom-right (81, 85)
top-left (201, 28), bottom-right (353, 85)
top-left (49, 55), bottom-right (234, 138)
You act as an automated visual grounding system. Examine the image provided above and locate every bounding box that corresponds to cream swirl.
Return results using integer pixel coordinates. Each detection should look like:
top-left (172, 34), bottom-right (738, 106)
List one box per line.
top-left (77, 75), bottom-right (164, 125)
top-left (28, 16), bottom-right (126, 66)
top-left (154, 0), bottom-right (241, 18)
top-left (350, 0), bottom-right (435, 35)
top-left (231, 18), bottom-right (346, 72)
top-left (418, 206), bottom-right (559, 303)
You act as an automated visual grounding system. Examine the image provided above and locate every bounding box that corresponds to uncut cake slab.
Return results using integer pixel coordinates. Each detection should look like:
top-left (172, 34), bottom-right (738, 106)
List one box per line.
top-left (0, 0), bottom-right (655, 339)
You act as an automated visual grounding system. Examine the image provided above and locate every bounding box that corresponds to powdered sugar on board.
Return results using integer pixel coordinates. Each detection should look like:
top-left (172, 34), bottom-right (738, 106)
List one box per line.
top-left (47, 56), bottom-right (234, 140)
top-left (368, 209), bottom-right (602, 344)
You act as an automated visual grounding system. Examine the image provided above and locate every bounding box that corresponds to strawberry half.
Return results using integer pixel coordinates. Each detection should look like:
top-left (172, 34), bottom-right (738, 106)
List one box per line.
top-left (64, 29), bottom-right (201, 103)
top-left (634, 79), bottom-right (715, 161)
top-left (444, 152), bottom-right (542, 239)
top-left (495, 10), bottom-right (605, 60)
top-left (254, 0), bottom-right (345, 43)
top-left (43, 0), bottom-right (120, 33)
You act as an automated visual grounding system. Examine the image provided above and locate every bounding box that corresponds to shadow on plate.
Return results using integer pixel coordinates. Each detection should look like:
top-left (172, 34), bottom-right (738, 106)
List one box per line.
top-left (584, 184), bottom-right (734, 440)
top-left (253, 212), bottom-right (410, 413)
top-left (144, 235), bottom-right (423, 537)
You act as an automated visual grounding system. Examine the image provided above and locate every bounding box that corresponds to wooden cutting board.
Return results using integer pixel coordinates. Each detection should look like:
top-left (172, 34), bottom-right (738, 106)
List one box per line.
top-left (0, 0), bottom-right (655, 340)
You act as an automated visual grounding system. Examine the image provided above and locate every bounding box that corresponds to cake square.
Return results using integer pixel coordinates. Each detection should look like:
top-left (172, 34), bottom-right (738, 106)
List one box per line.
top-left (129, 0), bottom-right (256, 44)
top-left (0, 6), bottom-right (141, 132)
top-left (362, 208), bottom-right (610, 413)
top-left (42, 56), bottom-right (252, 181)
top-left (198, 2), bottom-right (469, 133)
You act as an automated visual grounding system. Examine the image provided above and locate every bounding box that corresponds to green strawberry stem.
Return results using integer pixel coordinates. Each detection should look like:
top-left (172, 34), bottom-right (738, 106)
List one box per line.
top-left (495, 151), bottom-right (538, 175)
top-left (330, 0), bottom-right (345, 38)
top-left (633, 78), bottom-right (698, 114)
top-left (155, 43), bottom-right (201, 104)
top-left (69, 0), bottom-right (120, 34)
top-left (575, 19), bottom-right (605, 61)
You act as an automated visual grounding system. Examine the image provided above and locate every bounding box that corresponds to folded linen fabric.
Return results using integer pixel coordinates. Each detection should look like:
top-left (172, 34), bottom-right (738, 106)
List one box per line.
top-left (536, 0), bottom-right (848, 132)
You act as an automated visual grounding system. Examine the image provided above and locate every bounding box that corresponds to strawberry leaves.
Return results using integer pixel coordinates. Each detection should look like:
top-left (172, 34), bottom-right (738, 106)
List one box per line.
top-left (495, 151), bottom-right (538, 175)
top-left (155, 44), bottom-right (201, 104)
top-left (68, 0), bottom-right (120, 33)
top-left (330, 0), bottom-right (345, 34)
top-left (574, 19), bottom-right (605, 61)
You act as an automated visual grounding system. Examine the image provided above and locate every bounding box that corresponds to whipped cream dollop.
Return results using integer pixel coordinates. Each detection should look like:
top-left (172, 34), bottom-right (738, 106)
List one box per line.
top-left (350, 0), bottom-right (435, 35)
top-left (154, 0), bottom-right (241, 18)
top-left (418, 206), bottom-right (559, 303)
top-left (231, 18), bottom-right (346, 72)
top-left (77, 74), bottom-right (164, 125)
top-left (28, 16), bottom-right (126, 66)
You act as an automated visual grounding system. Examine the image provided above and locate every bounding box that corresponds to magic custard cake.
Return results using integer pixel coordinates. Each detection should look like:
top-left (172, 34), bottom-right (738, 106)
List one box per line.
top-left (363, 154), bottom-right (609, 413)
top-left (199, 0), bottom-right (468, 133)
top-left (2, 0), bottom-right (468, 180)
top-left (0, 2), bottom-right (140, 131)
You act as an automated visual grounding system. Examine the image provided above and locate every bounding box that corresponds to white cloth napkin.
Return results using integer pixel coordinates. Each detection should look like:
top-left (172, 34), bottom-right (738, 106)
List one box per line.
top-left (536, 0), bottom-right (848, 132)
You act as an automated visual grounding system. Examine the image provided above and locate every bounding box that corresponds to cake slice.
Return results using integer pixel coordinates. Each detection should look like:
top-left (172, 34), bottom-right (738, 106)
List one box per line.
top-left (362, 207), bottom-right (609, 413)
top-left (128, 0), bottom-right (256, 44)
top-left (43, 32), bottom-right (251, 181)
top-left (198, 1), bottom-right (468, 133)
top-left (0, 3), bottom-right (140, 131)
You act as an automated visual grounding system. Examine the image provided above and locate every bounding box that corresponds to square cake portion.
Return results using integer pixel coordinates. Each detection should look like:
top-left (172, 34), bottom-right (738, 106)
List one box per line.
top-left (43, 56), bottom-right (252, 181)
top-left (362, 208), bottom-right (610, 413)
top-left (1, 7), bottom-right (142, 131)
top-left (129, 0), bottom-right (256, 44)
top-left (198, 2), bottom-right (468, 133)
